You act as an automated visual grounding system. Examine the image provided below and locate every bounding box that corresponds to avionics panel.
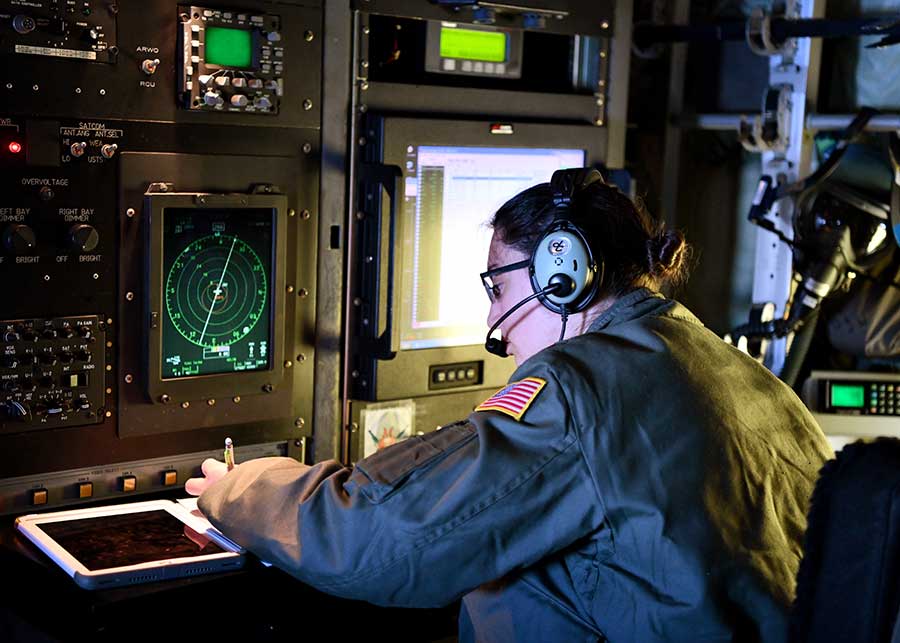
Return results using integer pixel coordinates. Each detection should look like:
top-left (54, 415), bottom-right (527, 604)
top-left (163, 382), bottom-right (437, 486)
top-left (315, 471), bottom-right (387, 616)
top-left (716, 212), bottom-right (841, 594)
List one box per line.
top-left (424, 22), bottom-right (523, 79)
top-left (0, 0), bottom-right (117, 63)
top-left (351, 116), bottom-right (606, 403)
top-left (178, 7), bottom-right (284, 114)
top-left (144, 188), bottom-right (287, 407)
top-left (0, 0), bottom-right (321, 514)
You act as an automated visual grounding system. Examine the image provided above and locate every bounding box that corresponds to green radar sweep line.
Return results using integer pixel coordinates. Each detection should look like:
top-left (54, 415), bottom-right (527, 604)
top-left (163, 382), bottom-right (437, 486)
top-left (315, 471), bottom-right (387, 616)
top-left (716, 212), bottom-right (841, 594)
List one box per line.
top-left (200, 235), bottom-right (237, 345)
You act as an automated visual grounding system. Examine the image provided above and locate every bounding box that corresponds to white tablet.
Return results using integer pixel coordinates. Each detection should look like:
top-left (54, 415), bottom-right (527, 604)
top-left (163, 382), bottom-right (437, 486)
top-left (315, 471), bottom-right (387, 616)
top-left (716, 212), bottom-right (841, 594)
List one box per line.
top-left (15, 499), bottom-right (245, 590)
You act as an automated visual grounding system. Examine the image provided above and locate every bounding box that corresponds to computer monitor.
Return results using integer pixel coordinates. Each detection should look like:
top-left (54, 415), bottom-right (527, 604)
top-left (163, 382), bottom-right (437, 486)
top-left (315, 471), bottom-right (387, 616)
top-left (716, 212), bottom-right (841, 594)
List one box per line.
top-left (399, 145), bottom-right (585, 350)
top-left (353, 116), bottom-right (607, 403)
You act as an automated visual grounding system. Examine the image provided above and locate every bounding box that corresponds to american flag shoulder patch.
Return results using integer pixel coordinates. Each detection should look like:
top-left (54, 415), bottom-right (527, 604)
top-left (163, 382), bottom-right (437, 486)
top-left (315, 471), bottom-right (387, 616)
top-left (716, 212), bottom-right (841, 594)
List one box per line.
top-left (475, 377), bottom-right (547, 421)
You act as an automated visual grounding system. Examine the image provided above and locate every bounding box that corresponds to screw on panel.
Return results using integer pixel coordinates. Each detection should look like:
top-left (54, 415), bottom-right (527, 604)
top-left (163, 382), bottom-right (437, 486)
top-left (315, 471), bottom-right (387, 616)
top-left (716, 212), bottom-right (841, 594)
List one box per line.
top-left (286, 285), bottom-right (294, 293)
top-left (350, 422), bottom-right (359, 433)
top-left (125, 292), bottom-right (134, 301)
top-left (359, 81), bottom-right (369, 91)
top-left (106, 341), bottom-right (112, 347)
top-left (356, 211), bottom-right (365, 220)
top-left (303, 99), bottom-right (313, 110)
top-left (351, 370), bottom-right (359, 378)
top-left (353, 297), bottom-right (361, 306)
top-left (106, 387), bottom-right (112, 394)
top-left (263, 383), bottom-right (274, 393)
top-left (99, 89), bottom-right (106, 95)
top-left (5, 83), bottom-right (12, 89)
top-left (284, 360), bottom-right (293, 368)
top-left (93, 273), bottom-right (99, 280)
top-left (106, 318), bottom-right (113, 324)
top-left (362, 26), bottom-right (370, 35)
top-left (298, 288), bottom-right (309, 298)
top-left (181, 401), bottom-right (190, 409)
top-left (44, 275), bottom-right (50, 281)
top-left (207, 398), bottom-right (215, 406)
top-left (75, 88), bottom-right (82, 94)
top-left (296, 353), bottom-right (306, 362)
top-left (33, 85), bottom-right (39, 91)
top-left (302, 143), bottom-right (312, 154)
top-left (294, 418), bottom-right (305, 428)
top-left (300, 209), bottom-right (310, 219)
top-left (601, 21), bottom-right (610, 29)
top-left (124, 374), bottom-right (133, 383)
top-left (160, 394), bottom-right (171, 403)
top-left (232, 396), bottom-right (241, 403)
top-left (304, 30), bottom-right (314, 41)
top-left (288, 208), bottom-right (296, 217)
top-left (359, 104), bottom-right (368, 113)
top-left (105, 410), bottom-right (112, 418)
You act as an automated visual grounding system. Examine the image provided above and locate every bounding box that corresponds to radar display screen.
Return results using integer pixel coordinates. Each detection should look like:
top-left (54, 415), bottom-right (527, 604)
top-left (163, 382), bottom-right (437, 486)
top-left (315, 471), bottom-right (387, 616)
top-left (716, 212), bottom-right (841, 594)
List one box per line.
top-left (161, 208), bottom-right (274, 379)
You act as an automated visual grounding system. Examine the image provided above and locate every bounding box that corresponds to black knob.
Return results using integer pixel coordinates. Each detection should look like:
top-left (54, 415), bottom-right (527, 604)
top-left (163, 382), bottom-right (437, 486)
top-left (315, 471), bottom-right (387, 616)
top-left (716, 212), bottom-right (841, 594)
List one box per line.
top-left (67, 225), bottom-right (99, 252)
top-left (76, 326), bottom-right (92, 339)
top-left (19, 377), bottom-right (35, 392)
top-left (3, 399), bottom-right (31, 421)
top-left (58, 351), bottom-right (74, 364)
top-left (0, 355), bottom-right (19, 369)
top-left (39, 353), bottom-right (57, 366)
top-left (76, 350), bottom-right (92, 362)
top-left (40, 375), bottom-right (55, 389)
top-left (42, 328), bottom-right (58, 340)
top-left (60, 326), bottom-right (75, 339)
top-left (21, 330), bottom-right (38, 343)
top-left (3, 225), bottom-right (36, 255)
top-left (39, 186), bottom-right (55, 201)
top-left (3, 331), bottom-right (20, 342)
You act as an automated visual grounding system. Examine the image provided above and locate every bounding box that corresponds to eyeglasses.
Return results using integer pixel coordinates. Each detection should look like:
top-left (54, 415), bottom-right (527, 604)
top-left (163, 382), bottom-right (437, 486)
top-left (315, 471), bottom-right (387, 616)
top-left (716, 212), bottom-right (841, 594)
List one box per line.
top-left (479, 259), bottom-right (530, 303)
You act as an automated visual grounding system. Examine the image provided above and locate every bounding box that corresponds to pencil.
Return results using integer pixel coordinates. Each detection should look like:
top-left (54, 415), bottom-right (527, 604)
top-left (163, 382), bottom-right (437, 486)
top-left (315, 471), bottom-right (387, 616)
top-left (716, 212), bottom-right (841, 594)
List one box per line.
top-left (224, 437), bottom-right (235, 471)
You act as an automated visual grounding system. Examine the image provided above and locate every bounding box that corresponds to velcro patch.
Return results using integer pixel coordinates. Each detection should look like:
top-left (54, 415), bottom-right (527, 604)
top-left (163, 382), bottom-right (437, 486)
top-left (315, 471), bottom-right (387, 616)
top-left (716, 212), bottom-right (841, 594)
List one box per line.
top-left (475, 377), bottom-right (546, 421)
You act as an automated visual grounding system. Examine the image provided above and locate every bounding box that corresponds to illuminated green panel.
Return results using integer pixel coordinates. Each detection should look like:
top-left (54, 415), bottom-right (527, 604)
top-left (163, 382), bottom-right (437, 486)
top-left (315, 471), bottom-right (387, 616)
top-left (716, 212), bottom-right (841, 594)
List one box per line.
top-left (440, 27), bottom-right (506, 63)
top-left (831, 384), bottom-right (865, 408)
top-left (205, 26), bottom-right (252, 68)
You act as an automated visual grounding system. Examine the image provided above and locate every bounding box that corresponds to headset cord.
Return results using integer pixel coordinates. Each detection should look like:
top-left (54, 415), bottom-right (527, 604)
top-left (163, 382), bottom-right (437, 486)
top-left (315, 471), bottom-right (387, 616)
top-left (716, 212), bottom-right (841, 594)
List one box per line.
top-left (559, 305), bottom-right (569, 343)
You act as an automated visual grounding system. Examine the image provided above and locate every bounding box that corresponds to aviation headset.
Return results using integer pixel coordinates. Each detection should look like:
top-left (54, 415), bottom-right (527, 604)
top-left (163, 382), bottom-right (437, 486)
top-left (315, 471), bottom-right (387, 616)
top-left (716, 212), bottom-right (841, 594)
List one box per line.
top-left (529, 167), bottom-right (606, 315)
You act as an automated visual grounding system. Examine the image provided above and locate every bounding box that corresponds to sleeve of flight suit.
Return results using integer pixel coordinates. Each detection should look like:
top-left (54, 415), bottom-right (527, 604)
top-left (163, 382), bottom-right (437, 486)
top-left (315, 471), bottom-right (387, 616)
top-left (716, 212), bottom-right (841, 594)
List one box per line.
top-left (198, 353), bottom-right (607, 608)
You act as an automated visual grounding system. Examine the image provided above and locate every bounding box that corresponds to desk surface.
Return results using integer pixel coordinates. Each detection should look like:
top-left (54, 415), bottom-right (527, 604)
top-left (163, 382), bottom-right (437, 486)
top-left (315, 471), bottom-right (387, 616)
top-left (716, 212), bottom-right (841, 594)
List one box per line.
top-left (1, 519), bottom-right (459, 643)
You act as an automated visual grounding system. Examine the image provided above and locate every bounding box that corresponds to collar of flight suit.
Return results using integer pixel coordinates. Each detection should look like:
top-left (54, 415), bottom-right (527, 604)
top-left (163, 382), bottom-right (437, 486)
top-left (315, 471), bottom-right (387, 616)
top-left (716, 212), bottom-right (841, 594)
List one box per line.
top-left (586, 287), bottom-right (669, 333)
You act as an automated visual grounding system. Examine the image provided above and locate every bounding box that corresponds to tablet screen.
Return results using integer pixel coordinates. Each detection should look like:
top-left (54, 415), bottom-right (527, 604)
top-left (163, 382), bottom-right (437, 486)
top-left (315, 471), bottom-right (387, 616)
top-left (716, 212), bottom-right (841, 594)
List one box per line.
top-left (39, 509), bottom-right (227, 571)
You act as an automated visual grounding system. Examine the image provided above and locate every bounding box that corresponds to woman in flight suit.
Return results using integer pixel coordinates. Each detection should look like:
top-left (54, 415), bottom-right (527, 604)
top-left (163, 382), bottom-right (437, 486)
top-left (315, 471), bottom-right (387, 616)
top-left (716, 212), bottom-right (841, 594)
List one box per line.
top-left (187, 169), bottom-right (832, 642)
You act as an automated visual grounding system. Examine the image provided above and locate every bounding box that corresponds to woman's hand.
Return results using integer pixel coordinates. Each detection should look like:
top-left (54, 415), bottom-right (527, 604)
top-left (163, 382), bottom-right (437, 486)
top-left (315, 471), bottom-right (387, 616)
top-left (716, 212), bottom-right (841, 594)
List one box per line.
top-left (184, 458), bottom-right (232, 496)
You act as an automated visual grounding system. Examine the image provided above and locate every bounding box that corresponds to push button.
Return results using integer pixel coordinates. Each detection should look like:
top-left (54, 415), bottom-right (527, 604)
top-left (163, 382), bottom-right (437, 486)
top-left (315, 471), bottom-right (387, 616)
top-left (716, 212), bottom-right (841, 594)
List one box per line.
top-left (119, 475), bottom-right (137, 492)
top-left (77, 481), bottom-right (93, 498)
top-left (30, 488), bottom-right (48, 506)
top-left (161, 470), bottom-right (178, 486)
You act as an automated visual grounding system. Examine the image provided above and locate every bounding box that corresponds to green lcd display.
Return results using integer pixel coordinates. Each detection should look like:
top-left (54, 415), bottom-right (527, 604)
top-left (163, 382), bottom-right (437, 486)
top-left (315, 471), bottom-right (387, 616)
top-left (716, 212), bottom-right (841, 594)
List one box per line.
top-left (440, 27), bottom-right (507, 63)
top-left (830, 384), bottom-right (865, 408)
top-left (205, 26), bottom-right (253, 68)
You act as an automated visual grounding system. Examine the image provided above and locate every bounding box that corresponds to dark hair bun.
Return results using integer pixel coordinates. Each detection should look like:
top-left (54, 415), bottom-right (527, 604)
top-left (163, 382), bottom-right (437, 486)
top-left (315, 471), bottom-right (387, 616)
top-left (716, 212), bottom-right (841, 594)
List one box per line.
top-left (646, 230), bottom-right (689, 286)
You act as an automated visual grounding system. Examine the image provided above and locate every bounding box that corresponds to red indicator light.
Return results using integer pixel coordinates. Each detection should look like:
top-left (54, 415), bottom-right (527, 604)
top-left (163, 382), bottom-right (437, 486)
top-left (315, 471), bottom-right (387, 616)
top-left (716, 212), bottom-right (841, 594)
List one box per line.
top-left (8, 142), bottom-right (22, 154)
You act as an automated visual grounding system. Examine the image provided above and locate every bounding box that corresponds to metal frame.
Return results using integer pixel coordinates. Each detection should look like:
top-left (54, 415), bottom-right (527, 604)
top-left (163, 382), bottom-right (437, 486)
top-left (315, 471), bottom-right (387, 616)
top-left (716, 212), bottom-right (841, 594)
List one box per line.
top-left (314, 0), bottom-right (353, 462)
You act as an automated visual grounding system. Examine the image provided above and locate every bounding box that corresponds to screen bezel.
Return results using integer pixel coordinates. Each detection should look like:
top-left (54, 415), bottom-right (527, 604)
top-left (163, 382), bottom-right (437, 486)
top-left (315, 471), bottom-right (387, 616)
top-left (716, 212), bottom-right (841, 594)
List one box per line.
top-left (359, 115), bottom-right (607, 402)
top-left (145, 192), bottom-right (286, 404)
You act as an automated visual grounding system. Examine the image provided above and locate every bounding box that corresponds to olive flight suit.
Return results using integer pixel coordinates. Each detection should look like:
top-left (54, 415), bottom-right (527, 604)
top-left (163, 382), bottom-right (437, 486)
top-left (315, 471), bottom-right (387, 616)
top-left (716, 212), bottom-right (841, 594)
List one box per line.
top-left (200, 288), bottom-right (833, 642)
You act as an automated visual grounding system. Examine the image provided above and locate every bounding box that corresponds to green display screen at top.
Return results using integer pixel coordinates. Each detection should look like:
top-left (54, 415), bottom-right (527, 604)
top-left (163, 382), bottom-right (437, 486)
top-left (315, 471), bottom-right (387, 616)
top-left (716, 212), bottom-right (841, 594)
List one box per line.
top-left (205, 26), bottom-right (252, 68)
top-left (440, 27), bottom-right (507, 63)
top-left (831, 384), bottom-right (865, 408)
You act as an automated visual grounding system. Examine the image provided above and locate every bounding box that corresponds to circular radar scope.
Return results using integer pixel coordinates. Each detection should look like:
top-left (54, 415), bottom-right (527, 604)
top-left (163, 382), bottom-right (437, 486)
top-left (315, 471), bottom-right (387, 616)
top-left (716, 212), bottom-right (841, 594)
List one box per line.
top-left (165, 234), bottom-right (268, 348)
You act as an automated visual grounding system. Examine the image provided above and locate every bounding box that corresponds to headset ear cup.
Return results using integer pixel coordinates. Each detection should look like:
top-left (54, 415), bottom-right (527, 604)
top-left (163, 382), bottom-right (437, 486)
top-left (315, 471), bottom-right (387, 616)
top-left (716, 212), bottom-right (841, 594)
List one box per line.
top-left (530, 222), bottom-right (601, 314)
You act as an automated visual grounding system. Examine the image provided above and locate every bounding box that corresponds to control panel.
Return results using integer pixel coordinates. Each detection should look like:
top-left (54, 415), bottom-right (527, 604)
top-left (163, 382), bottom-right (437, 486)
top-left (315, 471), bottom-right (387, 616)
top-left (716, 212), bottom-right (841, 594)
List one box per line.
top-left (0, 315), bottom-right (105, 432)
top-left (178, 5), bottom-right (284, 114)
top-left (1, 0), bottom-right (118, 63)
top-left (425, 21), bottom-right (523, 79)
top-left (429, 360), bottom-right (483, 390)
top-left (0, 441), bottom-right (288, 513)
top-left (803, 370), bottom-right (900, 416)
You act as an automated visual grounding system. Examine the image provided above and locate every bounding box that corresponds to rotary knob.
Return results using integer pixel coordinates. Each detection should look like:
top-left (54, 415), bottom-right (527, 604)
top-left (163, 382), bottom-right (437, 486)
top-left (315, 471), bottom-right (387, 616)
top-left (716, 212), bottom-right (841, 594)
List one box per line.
top-left (2, 224), bottom-right (36, 254)
top-left (204, 91), bottom-right (223, 107)
top-left (67, 224), bottom-right (99, 252)
top-left (230, 94), bottom-right (249, 107)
